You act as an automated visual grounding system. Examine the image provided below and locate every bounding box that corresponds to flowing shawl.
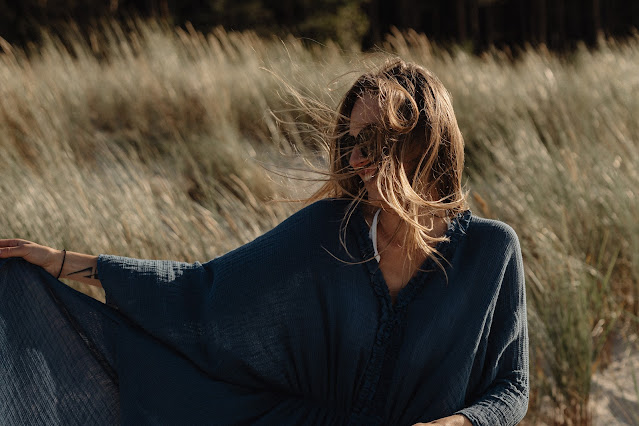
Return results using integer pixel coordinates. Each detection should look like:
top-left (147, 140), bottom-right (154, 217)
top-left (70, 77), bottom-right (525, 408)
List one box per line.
top-left (0, 199), bottom-right (529, 425)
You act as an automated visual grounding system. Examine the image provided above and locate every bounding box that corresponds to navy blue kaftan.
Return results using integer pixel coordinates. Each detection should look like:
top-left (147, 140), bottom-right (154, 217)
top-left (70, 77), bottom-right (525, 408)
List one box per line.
top-left (0, 199), bottom-right (529, 425)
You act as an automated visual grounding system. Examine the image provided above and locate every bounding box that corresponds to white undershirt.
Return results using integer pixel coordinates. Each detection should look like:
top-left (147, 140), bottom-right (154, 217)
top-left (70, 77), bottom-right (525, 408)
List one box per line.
top-left (368, 208), bottom-right (382, 263)
top-left (368, 208), bottom-right (452, 263)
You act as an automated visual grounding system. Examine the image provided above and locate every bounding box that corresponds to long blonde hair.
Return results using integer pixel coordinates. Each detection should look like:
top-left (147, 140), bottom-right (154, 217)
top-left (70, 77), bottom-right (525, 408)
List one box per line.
top-left (308, 59), bottom-right (469, 270)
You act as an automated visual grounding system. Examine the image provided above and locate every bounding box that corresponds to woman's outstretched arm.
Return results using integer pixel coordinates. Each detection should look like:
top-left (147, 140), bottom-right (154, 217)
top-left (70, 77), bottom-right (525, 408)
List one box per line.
top-left (0, 239), bottom-right (102, 289)
top-left (0, 238), bottom-right (219, 373)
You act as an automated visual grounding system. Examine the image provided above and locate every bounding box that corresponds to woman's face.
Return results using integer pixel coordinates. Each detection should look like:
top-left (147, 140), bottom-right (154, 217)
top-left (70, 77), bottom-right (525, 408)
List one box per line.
top-left (348, 94), bottom-right (382, 201)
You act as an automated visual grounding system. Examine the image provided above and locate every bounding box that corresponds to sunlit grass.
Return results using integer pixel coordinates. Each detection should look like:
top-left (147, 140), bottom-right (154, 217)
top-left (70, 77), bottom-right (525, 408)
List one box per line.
top-left (1, 20), bottom-right (637, 424)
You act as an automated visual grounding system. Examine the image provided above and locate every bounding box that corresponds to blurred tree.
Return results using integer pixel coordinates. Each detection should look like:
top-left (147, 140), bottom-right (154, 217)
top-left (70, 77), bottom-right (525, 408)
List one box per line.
top-left (1, 0), bottom-right (639, 53)
top-left (456, 0), bottom-right (466, 41)
top-left (286, 0), bottom-right (369, 46)
top-left (468, 0), bottom-right (480, 44)
top-left (550, 0), bottom-right (567, 49)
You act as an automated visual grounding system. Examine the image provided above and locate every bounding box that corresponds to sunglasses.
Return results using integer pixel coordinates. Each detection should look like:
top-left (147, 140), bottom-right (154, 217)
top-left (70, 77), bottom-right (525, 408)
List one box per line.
top-left (340, 125), bottom-right (381, 165)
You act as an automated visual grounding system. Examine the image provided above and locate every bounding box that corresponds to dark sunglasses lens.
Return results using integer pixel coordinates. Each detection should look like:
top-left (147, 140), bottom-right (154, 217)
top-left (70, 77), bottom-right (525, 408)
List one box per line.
top-left (340, 126), bottom-right (379, 167)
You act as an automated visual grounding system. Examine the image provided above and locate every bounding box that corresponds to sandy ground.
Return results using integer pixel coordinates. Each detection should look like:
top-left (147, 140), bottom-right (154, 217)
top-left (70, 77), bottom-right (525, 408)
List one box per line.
top-left (590, 333), bottom-right (639, 425)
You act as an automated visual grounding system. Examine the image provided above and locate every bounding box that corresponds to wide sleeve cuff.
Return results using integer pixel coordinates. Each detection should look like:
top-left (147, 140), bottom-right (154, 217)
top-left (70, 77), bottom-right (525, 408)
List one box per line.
top-left (453, 377), bottom-right (529, 425)
top-left (97, 254), bottom-right (217, 369)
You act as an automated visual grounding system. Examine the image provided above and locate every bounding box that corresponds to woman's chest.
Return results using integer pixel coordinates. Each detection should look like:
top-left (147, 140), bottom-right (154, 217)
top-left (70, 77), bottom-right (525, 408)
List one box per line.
top-left (209, 266), bottom-right (382, 391)
top-left (376, 246), bottom-right (427, 302)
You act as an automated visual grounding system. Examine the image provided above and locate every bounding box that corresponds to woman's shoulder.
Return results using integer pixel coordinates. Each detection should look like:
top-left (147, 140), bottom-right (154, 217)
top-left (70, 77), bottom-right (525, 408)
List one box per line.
top-left (464, 212), bottom-right (522, 252)
top-left (239, 198), bottom-right (353, 248)
top-left (283, 198), bottom-right (353, 227)
top-left (300, 198), bottom-right (353, 216)
top-left (211, 198), bottom-right (354, 271)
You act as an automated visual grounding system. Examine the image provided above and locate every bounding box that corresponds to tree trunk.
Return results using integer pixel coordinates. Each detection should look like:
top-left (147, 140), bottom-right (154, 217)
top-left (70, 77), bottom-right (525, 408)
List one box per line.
top-left (456, 0), bottom-right (466, 41)
top-left (553, 0), bottom-right (566, 49)
top-left (592, 0), bottom-right (602, 40)
top-left (363, 0), bottom-right (382, 48)
top-left (484, 4), bottom-right (495, 47)
top-left (537, 0), bottom-right (547, 45)
top-left (468, 0), bottom-right (480, 48)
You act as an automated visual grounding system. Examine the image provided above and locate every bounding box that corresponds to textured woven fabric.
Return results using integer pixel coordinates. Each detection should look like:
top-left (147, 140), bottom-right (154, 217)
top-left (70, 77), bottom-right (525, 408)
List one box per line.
top-left (0, 198), bottom-right (529, 425)
top-left (0, 258), bottom-right (120, 425)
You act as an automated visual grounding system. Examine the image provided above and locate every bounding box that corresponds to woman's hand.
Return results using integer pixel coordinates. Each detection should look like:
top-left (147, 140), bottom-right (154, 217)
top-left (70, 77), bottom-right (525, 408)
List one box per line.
top-left (413, 414), bottom-right (473, 426)
top-left (0, 239), bottom-right (102, 288)
top-left (0, 239), bottom-right (62, 276)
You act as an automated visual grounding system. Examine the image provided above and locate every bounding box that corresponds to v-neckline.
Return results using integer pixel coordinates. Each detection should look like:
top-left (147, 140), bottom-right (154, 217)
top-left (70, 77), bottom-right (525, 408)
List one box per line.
top-left (353, 205), bottom-right (472, 310)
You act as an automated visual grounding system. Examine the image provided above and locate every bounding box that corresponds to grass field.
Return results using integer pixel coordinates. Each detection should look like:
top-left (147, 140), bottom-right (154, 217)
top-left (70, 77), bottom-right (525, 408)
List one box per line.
top-left (1, 20), bottom-right (637, 424)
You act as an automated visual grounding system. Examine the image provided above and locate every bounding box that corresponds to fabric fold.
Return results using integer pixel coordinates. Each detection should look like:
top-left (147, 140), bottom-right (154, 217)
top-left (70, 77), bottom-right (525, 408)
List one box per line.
top-left (0, 258), bottom-right (120, 425)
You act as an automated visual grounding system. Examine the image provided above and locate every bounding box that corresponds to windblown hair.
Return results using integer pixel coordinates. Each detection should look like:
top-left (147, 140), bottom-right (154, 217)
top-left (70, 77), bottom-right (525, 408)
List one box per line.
top-left (308, 59), bottom-right (469, 271)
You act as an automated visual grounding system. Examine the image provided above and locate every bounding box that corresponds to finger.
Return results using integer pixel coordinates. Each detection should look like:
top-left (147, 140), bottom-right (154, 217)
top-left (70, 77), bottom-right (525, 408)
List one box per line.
top-left (0, 245), bottom-right (29, 258)
top-left (0, 239), bottom-right (27, 248)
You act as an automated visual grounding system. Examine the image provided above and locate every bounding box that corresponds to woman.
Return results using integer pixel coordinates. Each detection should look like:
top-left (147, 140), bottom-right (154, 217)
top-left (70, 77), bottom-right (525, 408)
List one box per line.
top-left (0, 59), bottom-right (528, 425)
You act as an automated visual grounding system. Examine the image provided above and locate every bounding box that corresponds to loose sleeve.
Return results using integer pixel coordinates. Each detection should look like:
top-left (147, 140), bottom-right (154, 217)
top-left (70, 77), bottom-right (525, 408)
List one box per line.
top-left (454, 232), bottom-right (529, 426)
top-left (97, 254), bottom-right (217, 371)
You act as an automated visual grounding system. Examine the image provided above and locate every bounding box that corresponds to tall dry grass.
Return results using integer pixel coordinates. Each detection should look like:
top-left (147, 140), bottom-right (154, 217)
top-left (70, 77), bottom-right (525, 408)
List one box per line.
top-left (1, 20), bottom-right (637, 424)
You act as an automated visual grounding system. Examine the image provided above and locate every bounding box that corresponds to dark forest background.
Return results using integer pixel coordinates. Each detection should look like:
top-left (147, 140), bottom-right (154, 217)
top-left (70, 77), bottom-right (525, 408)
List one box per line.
top-left (2, 0), bottom-right (639, 51)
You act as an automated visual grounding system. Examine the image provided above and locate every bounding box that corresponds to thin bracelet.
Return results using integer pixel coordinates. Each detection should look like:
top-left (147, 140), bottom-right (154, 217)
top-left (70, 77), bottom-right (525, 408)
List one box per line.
top-left (56, 249), bottom-right (66, 279)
